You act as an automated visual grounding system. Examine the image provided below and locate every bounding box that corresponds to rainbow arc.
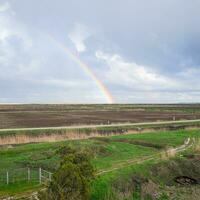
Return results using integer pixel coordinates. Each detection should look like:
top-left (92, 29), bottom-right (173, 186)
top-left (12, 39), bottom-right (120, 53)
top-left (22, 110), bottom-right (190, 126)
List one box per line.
top-left (47, 35), bottom-right (114, 104)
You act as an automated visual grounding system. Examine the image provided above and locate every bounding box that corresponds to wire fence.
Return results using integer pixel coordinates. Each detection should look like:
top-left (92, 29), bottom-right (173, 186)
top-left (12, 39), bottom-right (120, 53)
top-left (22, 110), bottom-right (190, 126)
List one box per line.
top-left (0, 168), bottom-right (52, 186)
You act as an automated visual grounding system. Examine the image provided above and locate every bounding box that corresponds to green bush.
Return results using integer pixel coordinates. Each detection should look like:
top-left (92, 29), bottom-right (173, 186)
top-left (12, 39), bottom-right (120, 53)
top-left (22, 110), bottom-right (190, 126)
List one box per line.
top-left (38, 146), bottom-right (95, 200)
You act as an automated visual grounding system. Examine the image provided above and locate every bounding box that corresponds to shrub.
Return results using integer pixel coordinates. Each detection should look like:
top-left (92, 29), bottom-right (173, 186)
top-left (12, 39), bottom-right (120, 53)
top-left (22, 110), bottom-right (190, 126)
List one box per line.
top-left (38, 146), bottom-right (95, 200)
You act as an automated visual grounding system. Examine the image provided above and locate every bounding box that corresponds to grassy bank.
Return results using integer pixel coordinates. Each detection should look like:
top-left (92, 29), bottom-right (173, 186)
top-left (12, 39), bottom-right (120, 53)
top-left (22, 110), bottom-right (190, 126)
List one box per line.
top-left (0, 129), bottom-right (200, 199)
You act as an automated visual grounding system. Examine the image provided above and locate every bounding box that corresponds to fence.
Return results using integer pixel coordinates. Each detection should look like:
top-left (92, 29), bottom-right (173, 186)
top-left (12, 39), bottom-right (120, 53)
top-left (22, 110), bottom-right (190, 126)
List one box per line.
top-left (0, 168), bottom-right (52, 186)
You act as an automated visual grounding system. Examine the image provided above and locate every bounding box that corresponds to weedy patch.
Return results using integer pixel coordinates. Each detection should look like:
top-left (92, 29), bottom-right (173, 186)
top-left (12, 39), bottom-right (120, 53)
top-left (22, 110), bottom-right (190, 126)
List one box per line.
top-left (105, 175), bottom-right (164, 200)
top-left (14, 150), bottom-right (59, 171)
top-left (175, 176), bottom-right (198, 186)
top-left (192, 138), bottom-right (200, 152)
top-left (90, 137), bottom-right (112, 143)
top-left (113, 138), bottom-right (165, 150)
top-left (150, 156), bottom-right (200, 186)
top-left (28, 150), bottom-right (55, 161)
top-left (86, 143), bottom-right (111, 158)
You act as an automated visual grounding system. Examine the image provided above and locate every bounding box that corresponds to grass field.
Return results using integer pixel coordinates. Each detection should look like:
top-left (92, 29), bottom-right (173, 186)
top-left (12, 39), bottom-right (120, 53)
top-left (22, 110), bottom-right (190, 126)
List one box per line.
top-left (0, 129), bottom-right (200, 199)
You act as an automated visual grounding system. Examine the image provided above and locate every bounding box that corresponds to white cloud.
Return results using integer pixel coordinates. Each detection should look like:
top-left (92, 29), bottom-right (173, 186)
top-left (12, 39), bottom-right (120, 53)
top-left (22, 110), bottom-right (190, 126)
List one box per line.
top-left (179, 67), bottom-right (200, 77)
top-left (95, 50), bottom-right (177, 90)
top-left (68, 23), bottom-right (91, 52)
top-left (95, 51), bottom-right (200, 102)
top-left (1, 1), bottom-right (200, 103)
top-left (0, 4), bottom-right (35, 77)
top-left (112, 90), bottom-right (200, 103)
top-left (0, 7), bottom-right (107, 103)
top-left (0, 2), bottom-right (10, 12)
top-left (39, 78), bottom-right (91, 89)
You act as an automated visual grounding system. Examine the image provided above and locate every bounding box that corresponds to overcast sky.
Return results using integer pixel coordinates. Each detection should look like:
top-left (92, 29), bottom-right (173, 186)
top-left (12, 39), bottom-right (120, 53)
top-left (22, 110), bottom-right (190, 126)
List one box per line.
top-left (0, 0), bottom-right (200, 103)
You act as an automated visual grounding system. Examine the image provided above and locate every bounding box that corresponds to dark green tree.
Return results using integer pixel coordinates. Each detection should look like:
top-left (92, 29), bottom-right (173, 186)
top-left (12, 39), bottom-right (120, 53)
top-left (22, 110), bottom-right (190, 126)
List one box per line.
top-left (38, 146), bottom-right (95, 200)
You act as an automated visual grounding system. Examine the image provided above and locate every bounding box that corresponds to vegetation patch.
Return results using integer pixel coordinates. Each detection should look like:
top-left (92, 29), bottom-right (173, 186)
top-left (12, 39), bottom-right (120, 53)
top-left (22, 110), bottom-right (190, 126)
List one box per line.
top-left (150, 155), bottom-right (200, 186)
top-left (1, 129), bottom-right (200, 199)
top-left (174, 176), bottom-right (198, 186)
top-left (113, 138), bottom-right (166, 150)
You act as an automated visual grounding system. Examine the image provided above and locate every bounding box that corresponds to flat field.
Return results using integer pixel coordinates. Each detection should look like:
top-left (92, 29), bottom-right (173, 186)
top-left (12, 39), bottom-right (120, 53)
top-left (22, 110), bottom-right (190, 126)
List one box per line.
top-left (0, 104), bottom-right (200, 129)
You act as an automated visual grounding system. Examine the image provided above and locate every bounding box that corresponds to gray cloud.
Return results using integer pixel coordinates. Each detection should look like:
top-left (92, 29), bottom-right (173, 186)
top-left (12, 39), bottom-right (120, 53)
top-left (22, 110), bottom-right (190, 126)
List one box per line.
top-left (0, 0), bottom-right (200, 103)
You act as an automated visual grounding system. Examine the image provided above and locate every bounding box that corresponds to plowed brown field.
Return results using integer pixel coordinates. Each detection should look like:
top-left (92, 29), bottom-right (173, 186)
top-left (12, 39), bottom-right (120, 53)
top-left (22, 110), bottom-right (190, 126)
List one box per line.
top-left (0, 104), bottom-right (199, 129)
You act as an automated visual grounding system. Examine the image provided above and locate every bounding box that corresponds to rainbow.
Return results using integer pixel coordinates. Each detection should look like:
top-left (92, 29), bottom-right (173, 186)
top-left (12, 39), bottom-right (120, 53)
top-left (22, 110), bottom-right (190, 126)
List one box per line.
top-left (47, 35), bottom-right (114, 104)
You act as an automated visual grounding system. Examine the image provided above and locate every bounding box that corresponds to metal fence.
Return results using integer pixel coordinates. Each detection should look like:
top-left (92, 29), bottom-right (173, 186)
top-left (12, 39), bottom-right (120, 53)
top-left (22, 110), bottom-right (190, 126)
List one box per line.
top-left (0, 168), bottom-right (52, 185)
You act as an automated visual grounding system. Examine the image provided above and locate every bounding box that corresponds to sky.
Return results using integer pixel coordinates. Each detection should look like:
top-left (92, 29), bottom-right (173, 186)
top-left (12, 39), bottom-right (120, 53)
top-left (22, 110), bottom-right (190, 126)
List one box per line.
top-left (0, 0), bottom-right (200, 104)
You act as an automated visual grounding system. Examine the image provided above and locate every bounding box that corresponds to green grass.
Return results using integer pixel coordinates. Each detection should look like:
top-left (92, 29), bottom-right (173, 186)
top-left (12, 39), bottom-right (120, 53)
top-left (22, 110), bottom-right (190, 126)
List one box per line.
top-left (91, 160), bottom-right (156, 200)
top-left (112, 130), bottom-right (200, 147)
top-left (92, 141), bottom-right (157, 170)
top-left (0, 182), bottom-right (41, 197)
top-left (0, 129), bottom-right (200, 198)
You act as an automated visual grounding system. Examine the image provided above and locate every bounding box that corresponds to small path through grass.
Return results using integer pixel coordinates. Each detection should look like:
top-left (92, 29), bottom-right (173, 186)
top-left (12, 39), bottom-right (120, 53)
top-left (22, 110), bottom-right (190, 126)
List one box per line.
top-left (96, 137), bottom-right (194, 175)
top-left (2, 138), bottom-right (195, 200)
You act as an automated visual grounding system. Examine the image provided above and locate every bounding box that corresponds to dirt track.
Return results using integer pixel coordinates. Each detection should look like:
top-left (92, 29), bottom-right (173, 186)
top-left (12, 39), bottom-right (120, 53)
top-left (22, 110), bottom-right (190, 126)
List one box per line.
top-left (96, 138), bottom-right (194, 175)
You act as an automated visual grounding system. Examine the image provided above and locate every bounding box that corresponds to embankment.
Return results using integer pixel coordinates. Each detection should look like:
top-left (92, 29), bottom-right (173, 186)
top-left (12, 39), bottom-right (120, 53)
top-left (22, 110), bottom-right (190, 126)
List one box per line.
top-left (0, 122), bottom-right (200, 145)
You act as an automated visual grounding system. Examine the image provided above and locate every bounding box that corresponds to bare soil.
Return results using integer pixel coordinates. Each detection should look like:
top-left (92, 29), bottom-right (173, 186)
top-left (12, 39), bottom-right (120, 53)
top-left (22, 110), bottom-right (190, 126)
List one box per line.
top-left (0, 104), bottom-right (200, 129)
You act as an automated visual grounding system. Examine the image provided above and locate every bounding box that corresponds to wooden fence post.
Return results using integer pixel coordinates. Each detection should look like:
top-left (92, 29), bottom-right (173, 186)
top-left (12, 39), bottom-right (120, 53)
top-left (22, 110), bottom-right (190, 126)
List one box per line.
top-left (49, 172), bottom-right (52, 181)
top-left (28, 168), bottom-right (30, 181)
top-left (6, 171), bottom-right (9, 185)
top-left (39, 168), bottom-right (42, 184)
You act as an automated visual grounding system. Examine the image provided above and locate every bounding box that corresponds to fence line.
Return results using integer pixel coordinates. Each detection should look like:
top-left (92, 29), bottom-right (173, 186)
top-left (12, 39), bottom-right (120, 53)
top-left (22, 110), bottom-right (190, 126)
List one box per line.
top-left (0, 167), bottom-right (52, 186)
top-left (40, 168), bottom-right (53, 184)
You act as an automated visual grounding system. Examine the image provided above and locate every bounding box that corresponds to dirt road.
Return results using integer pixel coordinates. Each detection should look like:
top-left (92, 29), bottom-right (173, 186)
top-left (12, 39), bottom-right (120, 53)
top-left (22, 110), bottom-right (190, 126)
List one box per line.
top-left (0, 119), bottom-right (200, 132)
